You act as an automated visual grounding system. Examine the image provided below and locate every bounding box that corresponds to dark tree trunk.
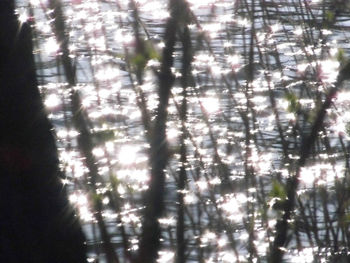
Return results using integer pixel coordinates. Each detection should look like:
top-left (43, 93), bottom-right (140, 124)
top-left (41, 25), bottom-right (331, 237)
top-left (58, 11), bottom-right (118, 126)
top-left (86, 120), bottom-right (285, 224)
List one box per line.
top-left (0, 1), bottom-right (86, 262)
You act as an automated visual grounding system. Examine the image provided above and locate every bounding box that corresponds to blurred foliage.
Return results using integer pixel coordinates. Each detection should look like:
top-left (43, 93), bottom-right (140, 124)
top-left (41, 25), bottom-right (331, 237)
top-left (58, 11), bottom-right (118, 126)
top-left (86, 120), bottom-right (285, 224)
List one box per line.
top-left (325, 10), bottom-right (335, 25)
top-left (285, 92), bottom-right (301, 114)
top-left (131, 39), bottom-right (160, 70)
top-left (91, 130), bottom-right (116, 146)
top-left (270, 180), bottom-right (287, 200)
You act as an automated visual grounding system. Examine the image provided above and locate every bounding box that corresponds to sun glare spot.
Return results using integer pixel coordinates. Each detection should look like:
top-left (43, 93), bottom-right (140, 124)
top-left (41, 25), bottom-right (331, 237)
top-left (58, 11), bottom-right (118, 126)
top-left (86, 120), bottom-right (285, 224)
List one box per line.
top-left (188, 0), bottom-right (217, 7)
top-left (118, 145), bottom-right (140, 165)
top-left (44, 37), bottom-right (60, 55)
top-left (200, 96), bottom-right (220, 114)
top-left (45, 94), bottom-right (60, 108)
top-left (219, 14), bottom-right (234, 23)
top-left (289, 247), bottom-right (315, 263)
top-left (227, 54), bottom-right (241, 70)
top-left (18, 11), bottom-right (29, 23)
top-left (157, 250), bottom-right (174, 263)
top-left (159, 217), bottom-right (176, 226)
top-left (237, 17), bottom-right (250, 27)
top-left (220, 251), bottom-right (238, 263)
top-left (167, 128), bottom-right (180, 140)
top-left (297, 63), bottom-right (309, 73)
top-left (79, 206), bottom-right (94, 222)
top-left (218, 237), bottom-right (227, 247)
top-left (201, 231), bottom-right (217, 244)
top-left (317, 59), bottom-right (339, 83)
top-left (221, 193), bottom-right (246, 213)
top-left (184, 193), bottom-right (197, 204)
top-left (30, 0), bottom-right (41, 6)
top-left (270, 23), bottom-right (280, 33)
top-left (294, 27), bottom-right (303, 36)
top-left (202, 23), bottom-right (222, 37)
top-left (115, 30), bottom-right (133, 44)
top-left (92, 147), bottom-right (104, 158)
top-left (95, 67), bottom-right (119, 81)
top-left (196, 180), bottom-right (208, 190)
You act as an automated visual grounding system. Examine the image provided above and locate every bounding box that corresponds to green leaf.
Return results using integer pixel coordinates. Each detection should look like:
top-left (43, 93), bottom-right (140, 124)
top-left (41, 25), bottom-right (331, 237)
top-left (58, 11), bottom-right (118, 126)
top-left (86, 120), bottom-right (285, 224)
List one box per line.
top-left (270, 179), bottom-right (287, 200)
top-left (325, 10), bottom-right (335, 24)
top-left (285, 92), bottom-right (300, 114)
top-left (110, 175), bottom-right (120, 189)
top-left (269, 180), bottom-right (287, 210)
top-left (145, 41), bottom-right (161, 61)
top-left (130, 39), bottom-right (160, 71)
top-left (92, 193), bottom-right (103, 205)
top-left (337, 48), bottom-right (347, 64)
top-left (131, 53), bottom-right (148, 69)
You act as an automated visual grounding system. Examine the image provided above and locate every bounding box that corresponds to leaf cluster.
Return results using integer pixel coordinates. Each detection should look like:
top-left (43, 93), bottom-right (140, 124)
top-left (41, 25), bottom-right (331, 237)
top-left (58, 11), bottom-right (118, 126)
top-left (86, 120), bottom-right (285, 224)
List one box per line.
top-left (285, 92), bottom-right (301, 114)
top-left (131, 40), bottom-right (161, 70)
top-left (269, 180), bottom-right (287, 210)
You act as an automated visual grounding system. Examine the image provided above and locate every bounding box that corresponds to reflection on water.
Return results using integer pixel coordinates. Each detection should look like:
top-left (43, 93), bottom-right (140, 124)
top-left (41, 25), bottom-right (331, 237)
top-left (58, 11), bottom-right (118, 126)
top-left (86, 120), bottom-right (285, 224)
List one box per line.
top-left (15, 0), bottom-right (350, 262)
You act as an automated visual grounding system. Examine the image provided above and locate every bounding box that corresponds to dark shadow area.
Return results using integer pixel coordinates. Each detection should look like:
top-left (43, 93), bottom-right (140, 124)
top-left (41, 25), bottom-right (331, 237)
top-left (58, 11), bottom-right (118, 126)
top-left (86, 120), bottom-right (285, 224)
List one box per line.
top-left (0, 1), bottom-right (86, 262)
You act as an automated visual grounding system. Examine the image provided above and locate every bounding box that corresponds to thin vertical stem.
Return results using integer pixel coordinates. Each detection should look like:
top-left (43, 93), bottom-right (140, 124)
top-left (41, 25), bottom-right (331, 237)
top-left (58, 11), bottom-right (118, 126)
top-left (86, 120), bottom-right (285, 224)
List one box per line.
top-left (47, 1), bottom-right (119, 262)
